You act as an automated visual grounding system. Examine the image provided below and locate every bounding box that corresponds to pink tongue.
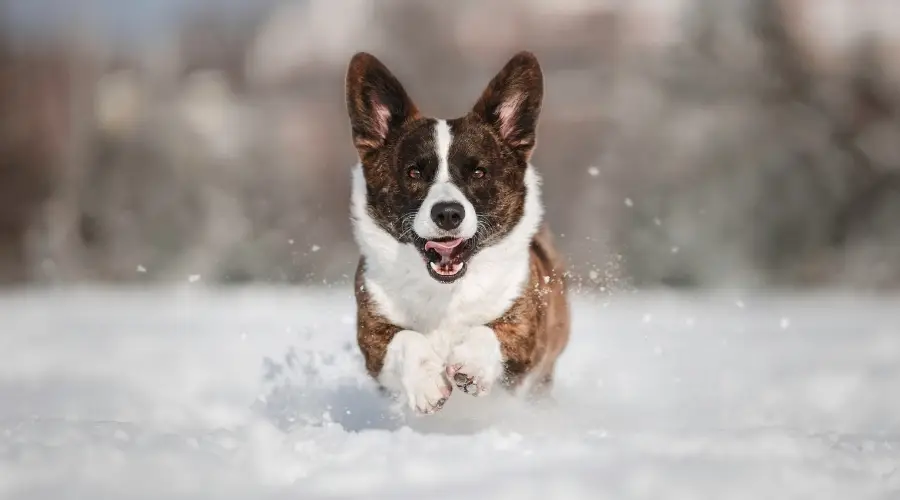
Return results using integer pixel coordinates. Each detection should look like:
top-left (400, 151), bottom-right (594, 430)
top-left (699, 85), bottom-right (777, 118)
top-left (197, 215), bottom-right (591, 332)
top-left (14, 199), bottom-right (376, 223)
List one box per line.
top-left (425, 238), bottom-right (463, 258)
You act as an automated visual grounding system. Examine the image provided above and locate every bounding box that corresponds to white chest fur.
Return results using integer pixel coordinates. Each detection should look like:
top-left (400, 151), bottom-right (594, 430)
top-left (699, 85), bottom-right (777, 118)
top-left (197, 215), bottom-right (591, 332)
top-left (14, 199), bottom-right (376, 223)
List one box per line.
top-left (350, 163), bottom-right (544, 335)
top-left (362, 241), bottom-right (531, 334)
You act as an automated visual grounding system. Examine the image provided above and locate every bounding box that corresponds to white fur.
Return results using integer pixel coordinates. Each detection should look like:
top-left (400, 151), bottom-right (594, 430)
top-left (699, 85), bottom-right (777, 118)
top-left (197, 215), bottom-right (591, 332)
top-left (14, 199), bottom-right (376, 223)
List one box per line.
top-left (434, 119), bottom-right (452, 183)
top-left (412, 120), bottom-right (478, 239)
top-left (447, 325), bottom-right (504, 396)
top-left (379, 330), bottom-right (451, 413)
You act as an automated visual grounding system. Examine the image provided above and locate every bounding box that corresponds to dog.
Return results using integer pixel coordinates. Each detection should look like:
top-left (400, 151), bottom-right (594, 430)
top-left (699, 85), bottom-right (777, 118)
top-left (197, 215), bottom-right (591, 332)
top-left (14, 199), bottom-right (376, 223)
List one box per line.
top-left (345, 51), bottom-right (570, 415)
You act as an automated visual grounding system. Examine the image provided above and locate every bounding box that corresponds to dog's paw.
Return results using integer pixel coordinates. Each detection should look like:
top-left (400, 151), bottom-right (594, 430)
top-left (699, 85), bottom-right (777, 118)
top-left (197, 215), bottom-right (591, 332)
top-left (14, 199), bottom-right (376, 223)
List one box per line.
top-left (381, 330), bottom-right (452, 415)
top-left (446, 326), bottom-right (503, 397)
top-left (403, 356), bottom-right (453, 415)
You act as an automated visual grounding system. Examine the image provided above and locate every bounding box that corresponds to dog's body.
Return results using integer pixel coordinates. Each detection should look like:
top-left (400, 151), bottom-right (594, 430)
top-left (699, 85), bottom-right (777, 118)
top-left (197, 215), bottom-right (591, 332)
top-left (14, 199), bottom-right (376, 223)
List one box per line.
top-left (345, 51), bottom-right (569, 414)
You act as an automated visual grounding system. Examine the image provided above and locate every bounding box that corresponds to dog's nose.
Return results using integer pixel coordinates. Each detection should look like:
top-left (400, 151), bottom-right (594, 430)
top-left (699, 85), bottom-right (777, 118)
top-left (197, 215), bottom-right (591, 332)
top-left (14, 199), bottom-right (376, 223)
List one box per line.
top-left (431, 201), bottom-right (465, 230)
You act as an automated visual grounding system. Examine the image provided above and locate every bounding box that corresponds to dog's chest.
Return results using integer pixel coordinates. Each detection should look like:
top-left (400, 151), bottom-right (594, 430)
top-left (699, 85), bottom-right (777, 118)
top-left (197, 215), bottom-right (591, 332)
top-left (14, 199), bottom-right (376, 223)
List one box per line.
top-left (364, 257), bottom-right (529, 334)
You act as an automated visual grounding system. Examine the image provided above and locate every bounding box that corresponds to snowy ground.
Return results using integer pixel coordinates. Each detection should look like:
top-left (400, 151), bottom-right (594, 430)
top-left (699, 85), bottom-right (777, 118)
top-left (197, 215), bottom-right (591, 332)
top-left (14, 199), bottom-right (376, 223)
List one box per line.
top-left (0, 286), bottom-right (898, 499)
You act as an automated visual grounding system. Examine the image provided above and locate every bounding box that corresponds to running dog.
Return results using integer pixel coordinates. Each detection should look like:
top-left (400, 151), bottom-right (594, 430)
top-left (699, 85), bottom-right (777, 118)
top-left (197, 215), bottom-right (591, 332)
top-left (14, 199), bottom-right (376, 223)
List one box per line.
top-left (345, 51), bottom-right (570, 415)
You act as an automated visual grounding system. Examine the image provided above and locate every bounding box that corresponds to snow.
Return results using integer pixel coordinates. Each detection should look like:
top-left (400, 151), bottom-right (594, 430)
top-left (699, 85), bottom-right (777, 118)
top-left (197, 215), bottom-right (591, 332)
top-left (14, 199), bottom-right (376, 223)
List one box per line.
top-left (1, 286), bottom-right (899, 499)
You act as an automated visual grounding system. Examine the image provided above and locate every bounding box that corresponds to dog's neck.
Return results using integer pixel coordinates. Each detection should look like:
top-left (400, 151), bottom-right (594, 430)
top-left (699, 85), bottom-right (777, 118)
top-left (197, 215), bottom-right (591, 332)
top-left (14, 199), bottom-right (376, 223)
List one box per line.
top-left (350, 163), bottom-right (545, 333)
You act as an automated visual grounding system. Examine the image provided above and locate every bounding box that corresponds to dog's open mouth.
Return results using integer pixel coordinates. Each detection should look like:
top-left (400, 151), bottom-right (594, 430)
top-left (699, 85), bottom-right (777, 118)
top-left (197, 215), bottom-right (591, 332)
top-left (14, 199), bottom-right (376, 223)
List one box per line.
top-left (420, 237), bottom-right (474, 282)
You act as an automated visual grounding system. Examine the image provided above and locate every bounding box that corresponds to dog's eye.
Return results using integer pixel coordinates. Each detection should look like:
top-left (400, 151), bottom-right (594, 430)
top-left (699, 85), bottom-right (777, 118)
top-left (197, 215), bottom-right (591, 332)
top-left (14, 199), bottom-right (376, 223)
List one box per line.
top-left (472, 167), bottom-right (487, 179)
top-left (407, 167), bottom-right (422, 179)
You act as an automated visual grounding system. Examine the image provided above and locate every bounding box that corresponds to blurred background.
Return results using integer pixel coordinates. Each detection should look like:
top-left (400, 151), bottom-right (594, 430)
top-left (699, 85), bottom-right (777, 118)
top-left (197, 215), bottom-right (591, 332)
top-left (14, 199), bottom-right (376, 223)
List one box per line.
top-left (2, 0), bottom-right (900, 291)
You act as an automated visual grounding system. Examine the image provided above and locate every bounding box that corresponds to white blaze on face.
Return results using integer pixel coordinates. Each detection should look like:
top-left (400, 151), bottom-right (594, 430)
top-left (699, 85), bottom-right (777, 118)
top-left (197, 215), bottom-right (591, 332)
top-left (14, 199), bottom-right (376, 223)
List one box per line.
top-left (412, 119), bottom-right (478, 239)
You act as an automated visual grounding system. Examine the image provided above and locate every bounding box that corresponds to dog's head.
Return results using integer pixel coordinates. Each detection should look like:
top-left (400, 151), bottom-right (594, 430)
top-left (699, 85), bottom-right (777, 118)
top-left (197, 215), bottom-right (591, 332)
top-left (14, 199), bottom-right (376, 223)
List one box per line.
top-left (346, 51), bottom-right (543, 284)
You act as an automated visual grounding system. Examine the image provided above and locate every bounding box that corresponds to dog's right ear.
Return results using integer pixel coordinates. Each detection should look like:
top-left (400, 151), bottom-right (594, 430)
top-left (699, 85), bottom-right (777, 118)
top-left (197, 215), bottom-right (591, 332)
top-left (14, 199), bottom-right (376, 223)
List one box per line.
top-left (345, 52), bottom-right (419, 159)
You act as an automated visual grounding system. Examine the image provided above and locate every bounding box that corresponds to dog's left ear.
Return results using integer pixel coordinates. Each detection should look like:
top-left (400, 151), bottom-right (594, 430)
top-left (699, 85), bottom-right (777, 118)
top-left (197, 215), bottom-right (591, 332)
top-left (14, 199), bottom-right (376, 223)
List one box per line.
top-left (471, 51), bottom-right (543, 161)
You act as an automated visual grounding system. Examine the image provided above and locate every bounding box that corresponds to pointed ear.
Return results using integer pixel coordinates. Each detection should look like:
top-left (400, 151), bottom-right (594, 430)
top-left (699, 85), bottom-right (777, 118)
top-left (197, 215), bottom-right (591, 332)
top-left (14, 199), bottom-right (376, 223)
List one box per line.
top-left (345, 52), bottom-right (419, 158)
top-left (471, 51), bottom-right (544, 161)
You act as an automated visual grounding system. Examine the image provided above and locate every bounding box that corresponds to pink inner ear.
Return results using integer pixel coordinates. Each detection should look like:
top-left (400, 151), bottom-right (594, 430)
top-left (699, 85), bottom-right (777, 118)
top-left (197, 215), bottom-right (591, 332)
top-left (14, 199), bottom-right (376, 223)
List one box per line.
top-left (496, 92), bottom-right (525, 140)
top-left (372, 101), bottom-right (392, 142)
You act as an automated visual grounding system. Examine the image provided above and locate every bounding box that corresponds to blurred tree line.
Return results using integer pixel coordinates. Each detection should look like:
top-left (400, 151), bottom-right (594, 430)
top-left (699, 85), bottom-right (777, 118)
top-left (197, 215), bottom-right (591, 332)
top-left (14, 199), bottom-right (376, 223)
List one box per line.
top-left (1, 0), bottom-right (899, 290)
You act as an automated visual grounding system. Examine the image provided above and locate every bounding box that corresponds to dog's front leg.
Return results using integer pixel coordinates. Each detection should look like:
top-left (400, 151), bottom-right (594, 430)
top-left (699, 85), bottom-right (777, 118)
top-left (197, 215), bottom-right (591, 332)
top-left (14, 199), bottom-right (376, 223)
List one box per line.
top-left (447, 320), bottom-right (535, 396)
top-left (358, 318), bottom-right (452, 415)
top-left (382, 330), bottom-right (453, 414)
top-left (446, 325), bottom-right (505, 396)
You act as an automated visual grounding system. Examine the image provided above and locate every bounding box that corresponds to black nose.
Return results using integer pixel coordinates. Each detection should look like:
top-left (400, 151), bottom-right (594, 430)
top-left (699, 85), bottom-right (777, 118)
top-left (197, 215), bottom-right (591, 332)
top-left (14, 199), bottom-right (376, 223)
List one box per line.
top-left (431, 201), bottom-right (465, 230)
